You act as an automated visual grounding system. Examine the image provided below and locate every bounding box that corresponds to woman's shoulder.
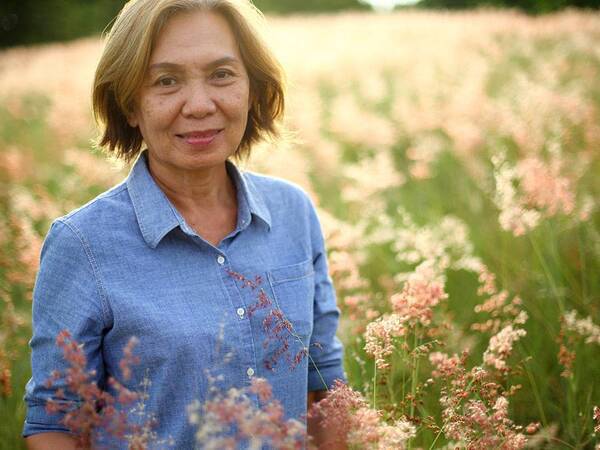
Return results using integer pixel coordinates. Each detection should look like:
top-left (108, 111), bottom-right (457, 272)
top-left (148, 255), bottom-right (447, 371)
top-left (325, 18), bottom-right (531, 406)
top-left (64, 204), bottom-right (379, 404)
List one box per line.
top-left (53, 181), bottom-right (132, 234)
top-left (242, 170), bottom-right (313, 207)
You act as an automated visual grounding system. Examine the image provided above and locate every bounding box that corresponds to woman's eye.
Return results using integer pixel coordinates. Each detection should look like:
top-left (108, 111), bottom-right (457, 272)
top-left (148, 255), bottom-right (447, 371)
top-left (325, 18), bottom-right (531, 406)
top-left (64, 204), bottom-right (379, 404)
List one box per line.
top-left (213, 69), bottom-right (234, 80)
top-left (157, 77), bottom-right (177, 87)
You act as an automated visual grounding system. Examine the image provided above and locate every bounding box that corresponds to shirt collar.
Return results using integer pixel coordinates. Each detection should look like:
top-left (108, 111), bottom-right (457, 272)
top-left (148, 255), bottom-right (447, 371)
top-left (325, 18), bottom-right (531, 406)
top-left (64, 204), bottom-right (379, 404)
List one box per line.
top-left (226, 160), bottom-right (272, 231)
top-left (126, 151), bottom-right (271, 249)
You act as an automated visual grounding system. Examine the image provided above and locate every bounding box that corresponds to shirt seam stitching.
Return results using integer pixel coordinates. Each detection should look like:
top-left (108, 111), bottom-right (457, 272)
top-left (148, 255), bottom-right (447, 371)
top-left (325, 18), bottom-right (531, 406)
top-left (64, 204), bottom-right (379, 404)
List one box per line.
top-left (62, 183), bottom-right (127, 220)
top-left (56, 218), bottom-right (112, 329)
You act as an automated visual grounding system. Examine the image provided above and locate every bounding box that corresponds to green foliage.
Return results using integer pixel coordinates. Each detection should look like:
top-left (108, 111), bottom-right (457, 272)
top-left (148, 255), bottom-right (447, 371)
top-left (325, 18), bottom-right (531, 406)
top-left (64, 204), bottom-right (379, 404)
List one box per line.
top-left (0, 0), bottom-right (370, 48)
top-left (416, 0), bottom-right (599, 14)
top-left (253, 0), bottom-right (370, 14)
top-left (0, 0), bottom-right (124, 48)
top-left (1, 0), bottom-right (598, 48)
top-left (0, 347), bottom-right (28, 450)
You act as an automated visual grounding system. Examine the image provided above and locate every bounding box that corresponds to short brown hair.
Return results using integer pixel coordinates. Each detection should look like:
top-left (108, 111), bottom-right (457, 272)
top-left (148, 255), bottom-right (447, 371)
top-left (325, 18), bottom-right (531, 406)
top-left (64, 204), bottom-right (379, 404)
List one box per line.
top-left (92, 0), bottom-right (285, 162)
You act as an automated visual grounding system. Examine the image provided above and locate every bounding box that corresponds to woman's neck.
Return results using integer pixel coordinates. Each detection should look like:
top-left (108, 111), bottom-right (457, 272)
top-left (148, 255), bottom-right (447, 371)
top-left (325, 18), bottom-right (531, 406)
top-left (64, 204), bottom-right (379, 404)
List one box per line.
top-left (147, 155), bottom-right (237, 217)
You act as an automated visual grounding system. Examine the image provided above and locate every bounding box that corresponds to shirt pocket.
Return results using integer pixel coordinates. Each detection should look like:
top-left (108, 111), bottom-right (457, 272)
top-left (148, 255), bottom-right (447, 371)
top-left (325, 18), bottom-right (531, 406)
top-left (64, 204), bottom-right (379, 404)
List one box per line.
top-left (267, 258), bottom-right (315, 341)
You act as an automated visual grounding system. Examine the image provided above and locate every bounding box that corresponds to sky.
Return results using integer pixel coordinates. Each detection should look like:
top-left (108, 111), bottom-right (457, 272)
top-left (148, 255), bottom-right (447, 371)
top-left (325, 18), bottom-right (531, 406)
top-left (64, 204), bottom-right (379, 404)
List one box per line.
top-left (361, 0), bottom-right (422, 11)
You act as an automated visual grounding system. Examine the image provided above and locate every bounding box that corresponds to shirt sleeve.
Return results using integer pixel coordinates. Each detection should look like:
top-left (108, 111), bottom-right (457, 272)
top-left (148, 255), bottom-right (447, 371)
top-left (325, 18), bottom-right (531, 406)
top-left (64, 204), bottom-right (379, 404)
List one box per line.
top-left (306, 202), bottom-right (347, 392)
top-left (23, 219), bottom-right (110, 437)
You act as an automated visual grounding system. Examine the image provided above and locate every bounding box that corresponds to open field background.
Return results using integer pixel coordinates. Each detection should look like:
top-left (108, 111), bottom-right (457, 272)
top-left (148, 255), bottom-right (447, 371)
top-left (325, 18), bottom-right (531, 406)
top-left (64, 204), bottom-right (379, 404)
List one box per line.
top-left (1, 9), bottom-right (599, 449)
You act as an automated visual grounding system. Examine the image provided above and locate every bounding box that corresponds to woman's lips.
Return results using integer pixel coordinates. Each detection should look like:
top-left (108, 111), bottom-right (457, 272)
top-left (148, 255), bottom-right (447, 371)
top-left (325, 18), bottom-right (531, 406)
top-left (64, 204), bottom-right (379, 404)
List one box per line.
top-left (178, 129), bottom-right (222, 146)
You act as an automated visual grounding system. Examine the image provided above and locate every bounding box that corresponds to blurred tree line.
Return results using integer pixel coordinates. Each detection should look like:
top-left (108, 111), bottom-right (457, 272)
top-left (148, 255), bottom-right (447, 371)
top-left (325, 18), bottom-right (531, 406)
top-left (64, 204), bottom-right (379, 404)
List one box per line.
top-left (0, 0), bottom-right (125, 48)
top-left (417, 0), bottom-right (599, 13)
top-left (0, 0), bottom-right (598, 48)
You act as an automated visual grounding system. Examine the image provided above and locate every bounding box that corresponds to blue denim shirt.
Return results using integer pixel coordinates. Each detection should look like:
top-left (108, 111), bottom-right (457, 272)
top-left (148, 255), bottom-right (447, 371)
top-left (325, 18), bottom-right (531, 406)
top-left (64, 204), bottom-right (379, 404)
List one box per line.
top-left (23, 151), bottom-right (345, 448)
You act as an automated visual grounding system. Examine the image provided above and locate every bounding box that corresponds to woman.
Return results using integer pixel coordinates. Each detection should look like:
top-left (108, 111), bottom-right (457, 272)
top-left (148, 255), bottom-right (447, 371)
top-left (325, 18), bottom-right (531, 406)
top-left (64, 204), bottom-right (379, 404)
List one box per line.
top-left (23, 0), bottom-right (345, 448)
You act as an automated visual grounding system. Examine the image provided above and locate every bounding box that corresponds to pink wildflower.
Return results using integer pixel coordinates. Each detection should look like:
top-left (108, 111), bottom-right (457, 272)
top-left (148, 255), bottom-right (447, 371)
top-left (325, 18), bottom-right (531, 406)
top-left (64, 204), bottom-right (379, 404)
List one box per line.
top-left (249, 377), bottom-right (273, 403)
top-left (364, 313), bottom-right (406, 370)
top-left (346, 407), bottom-right (381, 447)
top-left (119, 336), bottom-right (140, 381)
top-left (525, 422), bottom-right (541, 434)
top-left (227, 270), bottom-right (312, 372)
top-left (307, 380), bottom-right (415, 449)
top-left (563, 310), bottom-right (600, 345)
top-left (483, 325), bottom-right (527, 371)
top-left (517, 155), bottom-right (575, 216)
top-left (429, 352), bottom-right (461, 378)
top-left (307, 380), bottom-right (366, 446)
top-left (433, 351), bottom-right (527, 448)
top-left (391, 264), bottom-right (448, 326)
top-left (44, 331), bottom-right (153, 448)
top-left (189, 378), bottom-right (305, 449)
top-left (377, 420), bottom-right (416, 449)
top-left (477, 266), bottom-right (497, 297)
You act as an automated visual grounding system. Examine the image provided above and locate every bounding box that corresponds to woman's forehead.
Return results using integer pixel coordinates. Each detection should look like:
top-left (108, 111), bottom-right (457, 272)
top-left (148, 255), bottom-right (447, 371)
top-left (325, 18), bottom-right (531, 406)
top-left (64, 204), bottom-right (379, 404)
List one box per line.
top-left (150, 10), bottom-right (241, 64)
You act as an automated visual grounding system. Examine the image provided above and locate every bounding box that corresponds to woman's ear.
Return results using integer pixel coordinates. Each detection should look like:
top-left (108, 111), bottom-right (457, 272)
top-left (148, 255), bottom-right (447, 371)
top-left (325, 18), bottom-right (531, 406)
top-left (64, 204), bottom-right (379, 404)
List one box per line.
top-left (123, 97), bottom-right (139, 128)
top-left (126, 108), bottom-right (139, 128)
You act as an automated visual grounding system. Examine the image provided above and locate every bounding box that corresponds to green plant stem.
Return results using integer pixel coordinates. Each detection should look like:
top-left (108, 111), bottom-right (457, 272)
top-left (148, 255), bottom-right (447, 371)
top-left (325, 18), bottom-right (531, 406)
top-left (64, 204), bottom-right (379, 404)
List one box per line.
top-left (528, 231), bottom-right (581, 438)
top-left (307, 351), bottom-right (330, 392)
top-left (520, 348), bottom-right (548, 426)
top-left (408, 327), bottom-right (420, 450)
top-left (574, 387), bottom-right (595, 447)
top-left (576, 224), bottom-right (587, 305)
top-left (564, 376), bottom-right (577, 442)
top-left (409, 329), bottom-right (420, 419)
top-left (528, 233), bottom-right (565, 314)
top-left (428, 429), bottom-right (443, 450)
top-left (276, 298), bottom-right (330, 392)
top-left (299, 330), bottom-right (328, 392)
top-left (544, 221), bottom-right (580, 303)
top-left (548, 437), bottom-right (577, 449)
top-left (388, 351), bottom-right (397, 406)
top-left (401, 346), bottom-right (407, 417)
top-left (373, 362), bottom-right (377, 409)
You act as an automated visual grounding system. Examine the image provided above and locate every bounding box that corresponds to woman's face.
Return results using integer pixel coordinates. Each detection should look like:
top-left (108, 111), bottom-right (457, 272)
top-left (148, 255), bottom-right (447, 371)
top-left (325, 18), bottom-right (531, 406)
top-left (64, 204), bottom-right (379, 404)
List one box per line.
top-left (128, 10), bottom-right (251, 174)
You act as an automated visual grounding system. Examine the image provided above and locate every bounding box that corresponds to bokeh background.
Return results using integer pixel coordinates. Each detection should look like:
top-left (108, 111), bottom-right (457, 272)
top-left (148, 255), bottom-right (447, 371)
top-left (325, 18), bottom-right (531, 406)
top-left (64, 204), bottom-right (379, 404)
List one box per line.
top-left (1, 0), bottom-right (599, 449)
top-left (1, 0), bottom-right (599, 47)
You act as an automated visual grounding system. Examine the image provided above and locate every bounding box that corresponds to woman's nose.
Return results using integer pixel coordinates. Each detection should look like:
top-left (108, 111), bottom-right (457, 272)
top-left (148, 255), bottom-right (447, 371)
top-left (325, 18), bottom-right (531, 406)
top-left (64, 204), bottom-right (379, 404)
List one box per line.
top-left (181, 82), bottom-right (217, 118)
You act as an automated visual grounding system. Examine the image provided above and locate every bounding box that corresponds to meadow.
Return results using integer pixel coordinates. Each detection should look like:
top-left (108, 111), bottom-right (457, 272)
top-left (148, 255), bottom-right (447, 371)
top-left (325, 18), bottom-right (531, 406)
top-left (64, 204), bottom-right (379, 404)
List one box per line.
top-left (1, 8), bottom-right (599, 449)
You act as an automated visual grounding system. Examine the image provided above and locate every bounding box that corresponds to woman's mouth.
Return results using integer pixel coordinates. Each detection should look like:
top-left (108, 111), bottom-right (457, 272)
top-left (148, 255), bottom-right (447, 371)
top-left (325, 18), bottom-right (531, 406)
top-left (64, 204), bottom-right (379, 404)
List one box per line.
top-left (178, 129), bottom-right (222, 146)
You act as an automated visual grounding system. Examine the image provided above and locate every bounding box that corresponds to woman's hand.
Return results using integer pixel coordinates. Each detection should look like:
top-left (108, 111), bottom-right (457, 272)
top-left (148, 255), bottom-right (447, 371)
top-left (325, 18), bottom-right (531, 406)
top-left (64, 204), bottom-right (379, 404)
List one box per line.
top-left (307, 390), bottom-right (347, 450)
top-left (25, 432), bottom-right (78, 450)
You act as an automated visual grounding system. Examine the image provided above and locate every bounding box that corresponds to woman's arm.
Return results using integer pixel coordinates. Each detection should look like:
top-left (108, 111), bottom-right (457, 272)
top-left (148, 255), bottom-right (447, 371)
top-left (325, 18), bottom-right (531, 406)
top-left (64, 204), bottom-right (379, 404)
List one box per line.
top-left (25, 432), bottom-right (78, 450)
top-left (305, 201), bottom-right (346, 393)
top-left (307, 390), bottom-right (346, 449)
top-left (23, 220), bottom-right (109, 439)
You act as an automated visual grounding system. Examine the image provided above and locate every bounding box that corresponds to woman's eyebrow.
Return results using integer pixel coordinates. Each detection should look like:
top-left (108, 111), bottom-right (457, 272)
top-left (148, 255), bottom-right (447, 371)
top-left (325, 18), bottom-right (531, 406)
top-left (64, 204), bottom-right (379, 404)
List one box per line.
top-left (148, 56), bottom-right (241, 72)
top-left (205, 56), bottom-right (241, 69)
top-left (148, 62), bottom-right (181, 72)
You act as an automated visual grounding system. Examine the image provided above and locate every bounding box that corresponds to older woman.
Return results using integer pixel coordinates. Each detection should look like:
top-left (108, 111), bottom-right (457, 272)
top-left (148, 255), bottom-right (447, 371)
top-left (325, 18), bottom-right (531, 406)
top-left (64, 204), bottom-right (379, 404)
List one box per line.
top-left (23, 0), bottom-right (345, 448)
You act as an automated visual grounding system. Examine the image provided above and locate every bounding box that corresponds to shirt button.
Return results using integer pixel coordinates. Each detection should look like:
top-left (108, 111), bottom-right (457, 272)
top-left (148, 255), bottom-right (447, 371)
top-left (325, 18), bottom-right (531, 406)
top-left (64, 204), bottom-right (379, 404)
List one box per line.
top-left (237, 307), bottom-right (245, 318)
top-left (246, 367), bottom-right (255, 378)
top-left (216, 255), bottom-right (225, 265)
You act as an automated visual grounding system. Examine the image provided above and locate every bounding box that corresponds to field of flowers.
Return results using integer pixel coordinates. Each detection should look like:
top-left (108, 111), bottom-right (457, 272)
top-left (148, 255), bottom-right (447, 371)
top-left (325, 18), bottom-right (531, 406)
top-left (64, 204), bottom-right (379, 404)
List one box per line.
top-left (1, 8), bottom-right (599, 449)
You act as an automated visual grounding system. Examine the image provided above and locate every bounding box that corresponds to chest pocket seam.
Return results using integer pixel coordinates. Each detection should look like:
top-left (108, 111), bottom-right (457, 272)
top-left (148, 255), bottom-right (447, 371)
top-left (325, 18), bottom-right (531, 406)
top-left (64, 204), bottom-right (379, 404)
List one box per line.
top-left (269, 259), bottom-right (314, 285)
top-left (266, 258), bottom-right (315, 339)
